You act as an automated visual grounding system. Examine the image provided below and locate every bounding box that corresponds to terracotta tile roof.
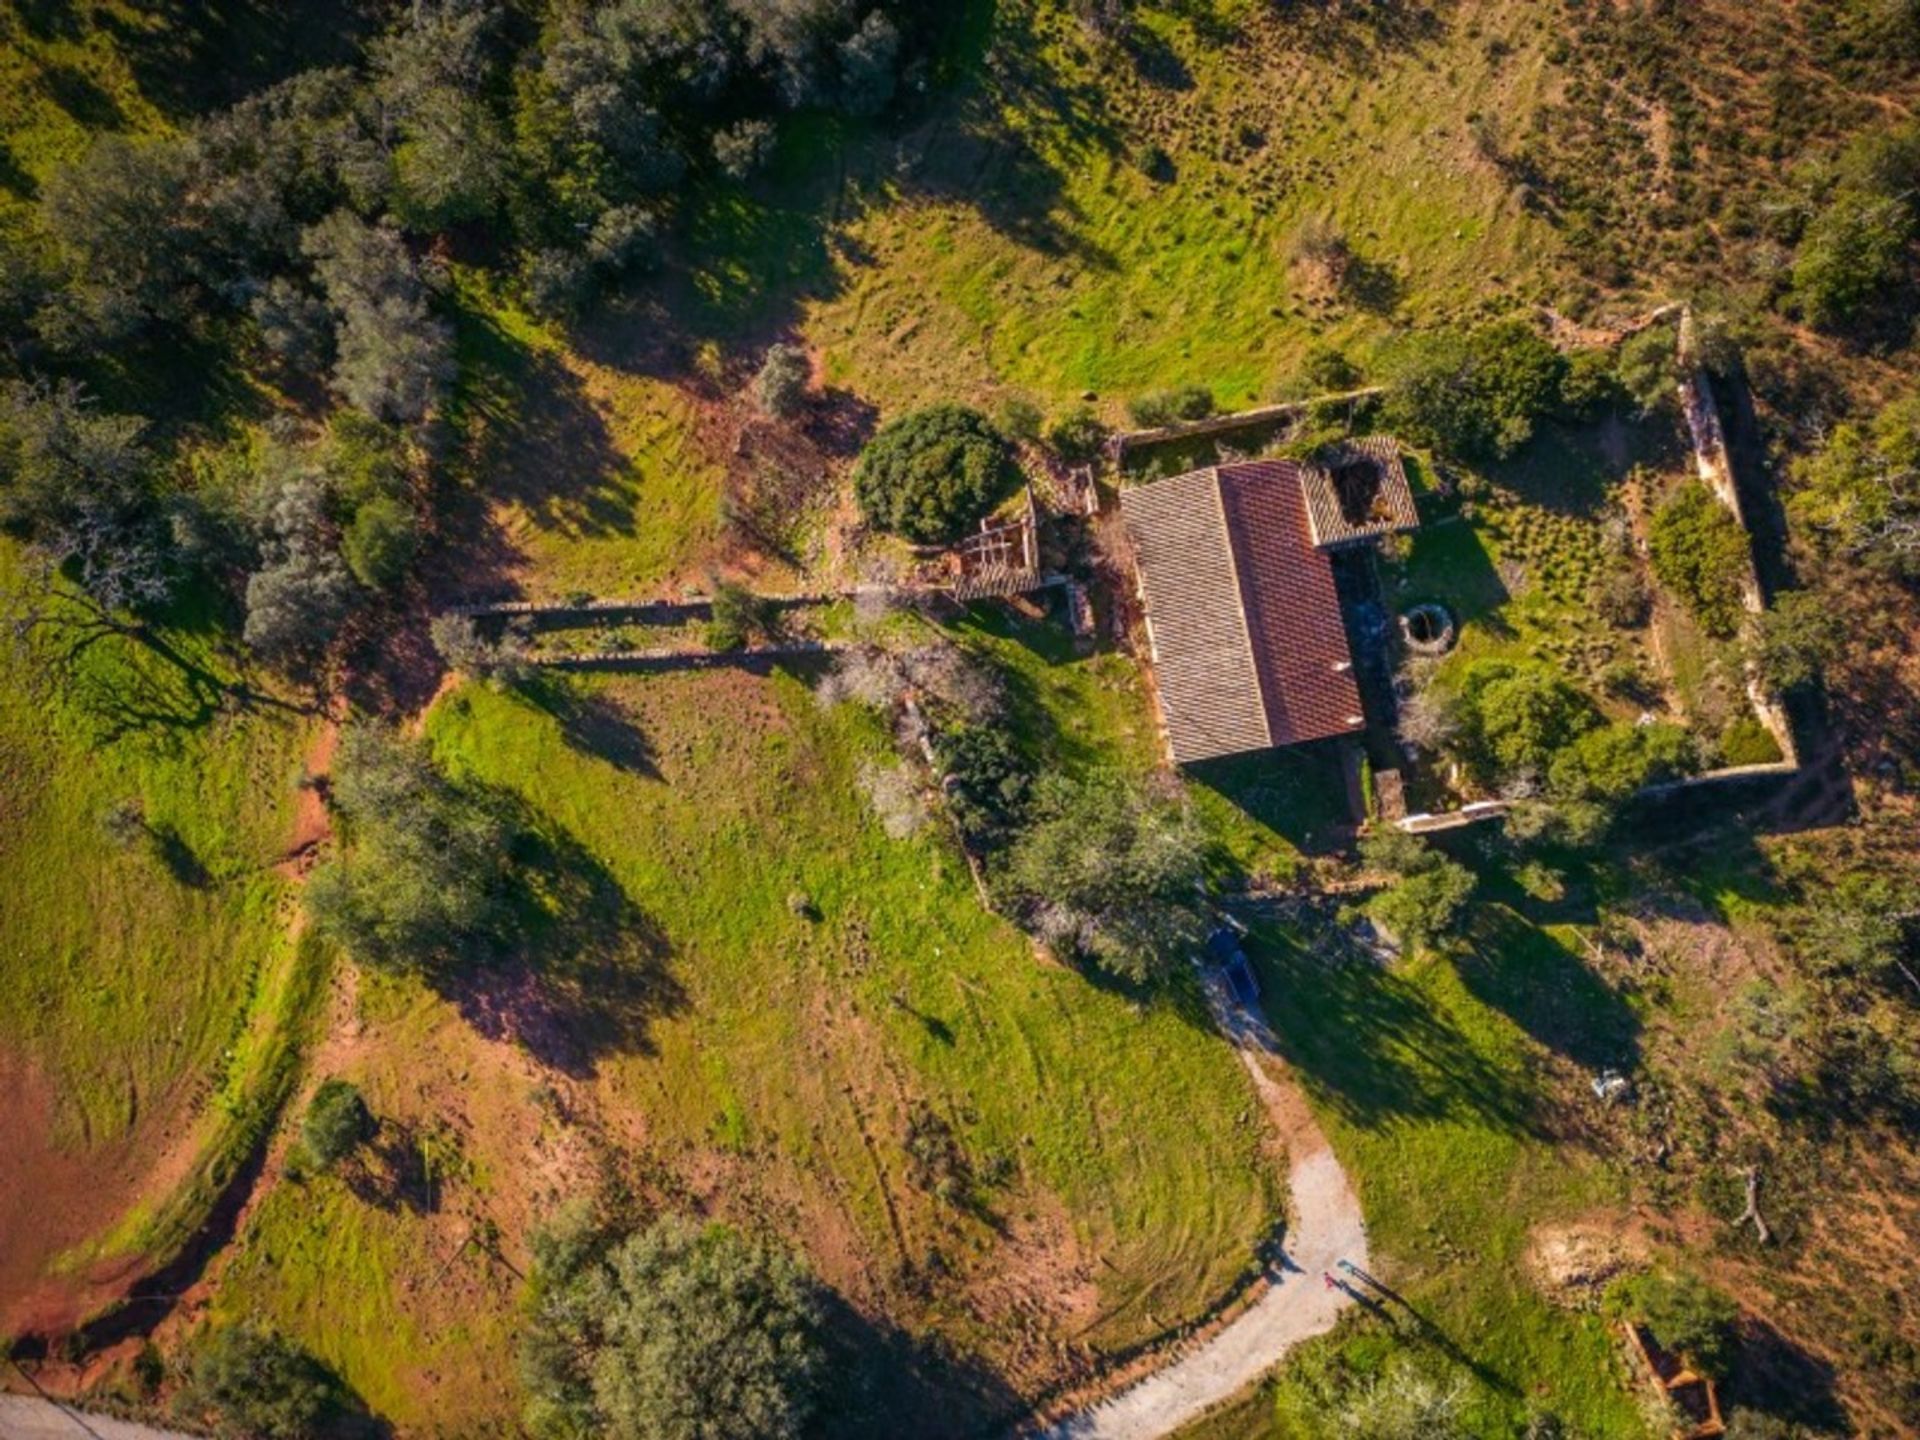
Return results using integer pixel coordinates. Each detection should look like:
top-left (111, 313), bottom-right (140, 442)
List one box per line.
top-left (1120, 468), bottom-right (1272, 761)
top-left (1121, 460), bottom-right (1366, 764)
top-left (1299, 436), bottom-right (1419, 548)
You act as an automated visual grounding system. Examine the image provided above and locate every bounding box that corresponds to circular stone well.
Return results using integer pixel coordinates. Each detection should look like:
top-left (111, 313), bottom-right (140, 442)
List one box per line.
top-left (1400, 602), bottom-right (1457, 655)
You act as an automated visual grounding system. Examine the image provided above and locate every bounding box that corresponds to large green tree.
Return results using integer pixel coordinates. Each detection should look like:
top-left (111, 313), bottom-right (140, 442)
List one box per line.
top-left (305, 726), bottom-right (520, 972)
top-left (852, 404), bottom-right (1018, 543)
top-left (1003, 770), bottom-right (1208, 982)
top-left (521, 1213), bottom-right (824, 1440)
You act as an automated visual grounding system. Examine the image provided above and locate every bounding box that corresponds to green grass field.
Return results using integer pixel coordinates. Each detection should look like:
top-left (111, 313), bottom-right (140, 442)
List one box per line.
top-left (1245, 910), bottom-right (1648, 1437)
top-left (209, 645), bottom-right (1280, 1431)
top-left (0, 545), bottom-right (317, 1317)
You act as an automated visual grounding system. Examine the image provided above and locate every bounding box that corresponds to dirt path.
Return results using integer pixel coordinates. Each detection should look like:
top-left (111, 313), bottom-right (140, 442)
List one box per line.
top-left (1028, 979), bottom-right (1368, 1440)
top-left (0, 1395), bottom-right (203, 1439)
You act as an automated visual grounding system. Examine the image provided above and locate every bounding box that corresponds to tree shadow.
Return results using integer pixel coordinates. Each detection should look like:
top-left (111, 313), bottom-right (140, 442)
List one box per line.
top-left (36, 63), bottom-right (125, 129)
top-left (445, 302), bottom-right (633, 547)
top-left (812, 1287), bottom-right (1026, 1440)
top-left (521, 676), bottom-right (659, 779)
top-left (1338, 254), bottom-right (1405, 315)
top-left (93, 0), bottom-right (379, 118)
top-left (446, 818), bottom-right (685, 1079)
top-left (1727, 1316), bottom-right (1848, 1435)
top-left (1242, 922), bottom-right (1538, 1134)
top-left (0, 140), bottom-right (36, 200)
top-left (150, 821), bottom-right (213, 888)
top-left (1455, 904), bottom-right (1642, 1075)
top-left (1187, 742), bottom-right (1357, 856)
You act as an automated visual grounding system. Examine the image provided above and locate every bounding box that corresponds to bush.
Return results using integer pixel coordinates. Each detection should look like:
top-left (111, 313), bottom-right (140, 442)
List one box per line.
top-left (852, 404), bottom-right (1017, 543)
top-left (1127, 384), bottom-right (1215, 428)
top-left (1615, 325), bottom-right (1681, 414)
top-left (341, 493), bottom-right (418, 589)
top-left (1719, 717), bottom-right (1784, 767)
top-left (301, 1078), bottom-right (373, 1169)
top-left (1609, 1271), bottom-right (1739, 1378)
top-left (1789, 391), bottom-right (1920, 578)
top-left (1649, 481), bottom-right (1750, 638)
top-left (303, 726), bottom-right (520, 973)
top-left (1557, 347), bottom-right (1625, 421)
top-left (1447, 657), bottom-right (1595, 781)
top-left (933, 723), bottom-right (1031, 850)
top-left (1548, 720), bottom-right (1695, 803)
top-left (1383, 319), bottom-right (1567, 460)
top-left (1360, 830), bottom-right (1477, 950)
top-left (183, 1324), bottom-right (339, 1439)
top-left (1748, 589), bottom-right (1843, 691)
top-left (707, 580), bottom-right (778, 650)
top-left (1045, 405), bottom-right (1109, 462)
top-left (1003, 771), bottom-right (1206, 983)
top-left (994, 395), bottom-right (1043, 443)
top-left (753, 343), bottom-right (811, 418)
top-left (430, 613), bottom-right (534, 686)
top-left (1298, 342), bottom-right (1362, 393)
top-left (713, 118), bottom-right (777, 180)
top-left (1791, 191), bottom-right (1914, 331)
top-left (521, 1214), bottom-right (824, 1440)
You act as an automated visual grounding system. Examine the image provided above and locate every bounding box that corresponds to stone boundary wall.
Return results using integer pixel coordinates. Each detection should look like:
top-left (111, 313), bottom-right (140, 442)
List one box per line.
top-left (1392, 308), bottom-right (1802, 833)
top-left (1110, 387), bottom-right (1384, 459)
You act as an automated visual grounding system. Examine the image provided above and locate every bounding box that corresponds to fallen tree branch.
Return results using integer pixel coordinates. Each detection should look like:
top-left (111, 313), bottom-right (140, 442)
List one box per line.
top-left (1736, 1166), bottom-right (1772, 1245)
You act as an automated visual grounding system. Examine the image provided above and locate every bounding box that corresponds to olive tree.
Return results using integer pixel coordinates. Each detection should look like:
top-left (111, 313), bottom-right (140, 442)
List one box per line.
top-left (1004, 770), bottom-right (1207, 982)
top-left (521, 1213), bottom-right (824, 1440)
top-left (182, 1324), bottom-right (339, 1440)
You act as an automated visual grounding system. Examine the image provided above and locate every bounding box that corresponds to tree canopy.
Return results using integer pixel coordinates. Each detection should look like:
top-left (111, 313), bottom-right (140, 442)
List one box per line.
top-left (1649, 481), bottom-right (1752, 638)
top-left (304, 725), bottom-right (521, 972)
top-left (852, 404), bottom-right (1019, 543)
top-left (1003, 770), bottom-right (1208, 983)
top-left (521, 1212), bottom-right (824, 1440)
top-left (1383, 319), bottom-right (1568, 461)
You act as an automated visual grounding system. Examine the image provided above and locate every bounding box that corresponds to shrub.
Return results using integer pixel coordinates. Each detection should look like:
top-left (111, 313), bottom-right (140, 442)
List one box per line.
top-left (303, 726), bottom-right (520, 973)
top-left (1383, 319), bottom-right (1567, 460)
top-left (301, 1078), bottom-right (373, 1170)
top-left (1557, 347), bottom-right (1625, 421)
top-left (994, 395), bottom-right (1043, 444)
top-left (521, 1214), bottom-right (824, 1440)
top-left (1719, 717), bottom-right (1785, 767)
top-left (1791, 191), bottom-right (1914, 331)
top-left (182, 1324), bottom-right (339, 1440)
top-left (1548, 720), bottom-right (1696, 803)
top-left (1045, 405), bottom-right (1109, 462)
top-left (430, 613), bottom-right (534, 686)
top-left (1360, 830), bottom-right (1476, 950)
top-left (1448, 657), bottom-right (1595, 780)
top-left (1609, 1271), bottom-right (1739, 1378)
top-left (852, 404), bottom-right (1018, 543)
top-left (753, 343), bottom-right (811, 418)
top-left (341, 494), bottom-right (418, 589)
top-left (1649, 482), bottom-right (1750, 637)
top-left (933, 723), bottom-right (1031, 850)
top-left (586, 205), bottom-right (662, 276)
top-left (1615, 325), bottom-right (1681, 414)
top-left (1127, 384), bottom-right (1215, 428)
top-left (1789, 391), bottom-right (1920, 578)
top-left (1748, 589), bottom-right (1843, 691)
top-left (713, 118), bottom-right (777, 180)
top-left (1004, 771), bottom-right (1206, 983)
top-left (1595, 564), bottom-right (1651, 628)
top-left (1298, 342), bottom-right (1362, 393)
top-left (707, 580), bottom-right (778, 650)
